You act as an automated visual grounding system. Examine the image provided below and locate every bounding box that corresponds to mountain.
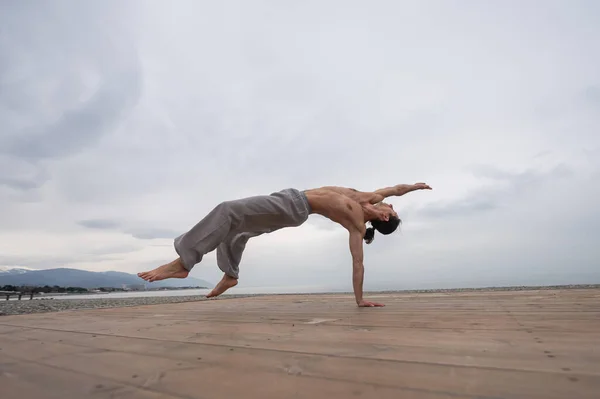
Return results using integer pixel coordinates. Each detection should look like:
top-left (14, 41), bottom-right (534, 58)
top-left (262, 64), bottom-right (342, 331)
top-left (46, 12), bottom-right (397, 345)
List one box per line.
top-left (0, 266), bottom-right (36, 275)
top-left (0, 268), bottom-right (212, 289)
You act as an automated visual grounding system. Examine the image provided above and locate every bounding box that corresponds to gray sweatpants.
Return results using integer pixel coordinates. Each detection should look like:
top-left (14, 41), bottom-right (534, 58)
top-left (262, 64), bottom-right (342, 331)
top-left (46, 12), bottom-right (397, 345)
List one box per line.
top-left (173, 188), bottom-right (311, 279)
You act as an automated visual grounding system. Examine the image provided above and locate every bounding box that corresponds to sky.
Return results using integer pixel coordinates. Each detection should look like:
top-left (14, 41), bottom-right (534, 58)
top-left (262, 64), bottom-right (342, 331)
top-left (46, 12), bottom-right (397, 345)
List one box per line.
top-left (1, 0), bottom-right (599, 291)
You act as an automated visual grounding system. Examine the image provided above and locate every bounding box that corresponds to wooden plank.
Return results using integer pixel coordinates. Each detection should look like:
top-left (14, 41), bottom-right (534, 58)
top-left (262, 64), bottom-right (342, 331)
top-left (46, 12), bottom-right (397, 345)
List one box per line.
top-left (4, 313), bottom-right (597, 374)
top-left (0, 338), bottom-right (463, 399)
top-left (7, 324), bottom-right (598, 373)
top-left (5, 291), bottom-right (597, 331)
top-left (0, 357), bottom-right (183, 399)
top-left (3, 328), bottom-right (599, 399)
top-left (0, 325), bottom-right (27, 335)
top-left (1, 289), bottom-right (599, 399)
top-left (6, 336), bottom-right (595, 399)
top-left (0, 335), bottom-right (95, 361)
top-left (4, 309), bottom-right (598, 333)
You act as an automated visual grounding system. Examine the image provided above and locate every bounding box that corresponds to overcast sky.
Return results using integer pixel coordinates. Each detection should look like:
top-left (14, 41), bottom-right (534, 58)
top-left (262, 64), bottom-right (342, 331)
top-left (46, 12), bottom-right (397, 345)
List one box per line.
top-left (1, 1), bottom-right (599, 291)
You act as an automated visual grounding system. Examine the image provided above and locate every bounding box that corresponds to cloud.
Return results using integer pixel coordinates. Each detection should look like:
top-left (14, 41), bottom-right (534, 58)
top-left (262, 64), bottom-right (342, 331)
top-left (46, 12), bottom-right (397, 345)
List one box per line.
top-left (0, 253), bottom-right (124, 269)
top-left (418, 198), bottom-right (498, 219)
top-left (124, 228), bottom-right (180, 240)
top-left (77, 218), bottom-right (179, 240)
top-left (470, 163), bottom-right (573, 184)
top-left (417, 163), bottom-right (574, 219)
top-left (583, 85), bottom-right (600, 105)
top-left (78, 219), bottom-right (121, 230)
top-left (0, 1), bottom-right (141, 197)
top-left (0, 157), bottom-right (44, 195)
top-left (0, 155), bottom-right (50, 192)
top-left (4, 70), bottom-right (142, 161)
top-left (0, 1), bottom-right (599, 291)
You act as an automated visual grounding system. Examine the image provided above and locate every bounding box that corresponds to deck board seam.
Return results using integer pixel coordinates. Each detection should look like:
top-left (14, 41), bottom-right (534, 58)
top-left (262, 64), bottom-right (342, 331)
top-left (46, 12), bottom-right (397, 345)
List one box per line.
top-left (1, 322), bottom-right (597, 377)
top-left (3, 317), bottom-right (583, 333)
top-left (0, 352), bottom-right (204, 399)
top-left (0, 350), bottom-right (513, 399)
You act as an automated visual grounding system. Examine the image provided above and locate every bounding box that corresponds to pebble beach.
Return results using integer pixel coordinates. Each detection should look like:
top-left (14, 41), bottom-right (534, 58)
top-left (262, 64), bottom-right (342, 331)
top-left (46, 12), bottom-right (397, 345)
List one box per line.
top-left (0, 295), bottom-right (216, 316)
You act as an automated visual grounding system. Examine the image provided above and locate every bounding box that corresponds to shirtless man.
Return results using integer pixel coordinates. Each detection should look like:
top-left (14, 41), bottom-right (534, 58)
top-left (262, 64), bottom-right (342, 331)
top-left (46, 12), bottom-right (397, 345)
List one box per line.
top-left (138, 182), bottom-right (432, 307)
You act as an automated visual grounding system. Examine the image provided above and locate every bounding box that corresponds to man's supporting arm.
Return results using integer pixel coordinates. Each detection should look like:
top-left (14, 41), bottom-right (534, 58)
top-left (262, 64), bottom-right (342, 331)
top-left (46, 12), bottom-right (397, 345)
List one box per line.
top-left (349, 229), bottom-right (384, 307)
top-left (349, 229), bottom-right (364, 304)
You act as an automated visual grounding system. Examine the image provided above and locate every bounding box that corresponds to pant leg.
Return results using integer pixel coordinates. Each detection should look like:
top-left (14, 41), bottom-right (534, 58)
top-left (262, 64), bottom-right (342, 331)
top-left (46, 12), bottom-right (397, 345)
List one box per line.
top-left (174, 201), bottom-right (237, 271)
top-left (216, 230), bottom-right (266, 279)
top-left (175, 188), bottom-right (309, 273)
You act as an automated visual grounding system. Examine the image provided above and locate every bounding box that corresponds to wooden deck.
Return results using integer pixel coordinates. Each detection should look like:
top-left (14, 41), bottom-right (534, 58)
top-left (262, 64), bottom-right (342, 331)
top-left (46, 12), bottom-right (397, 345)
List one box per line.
top-left (1, 289), bottom-right (599, 399)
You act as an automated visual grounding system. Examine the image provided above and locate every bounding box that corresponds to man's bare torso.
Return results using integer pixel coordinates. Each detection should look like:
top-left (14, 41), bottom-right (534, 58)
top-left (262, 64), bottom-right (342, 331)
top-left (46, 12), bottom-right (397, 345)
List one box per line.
top-left (303, 186), bottom-right (374, 235)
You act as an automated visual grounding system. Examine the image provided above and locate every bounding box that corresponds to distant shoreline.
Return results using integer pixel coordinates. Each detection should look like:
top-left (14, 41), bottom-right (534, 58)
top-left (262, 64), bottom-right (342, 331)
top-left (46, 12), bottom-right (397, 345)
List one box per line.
top-left (327, 283), bottom-right (600, 295)
top-left (222, 283), bottom-right (600, 296)
top-left (36, 286), bottom-right (211, 297)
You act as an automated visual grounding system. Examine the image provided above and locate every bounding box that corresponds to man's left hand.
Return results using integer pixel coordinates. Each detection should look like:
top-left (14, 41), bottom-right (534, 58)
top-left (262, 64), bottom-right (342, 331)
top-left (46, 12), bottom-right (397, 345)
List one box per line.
top-left (413, 182), bottom-right (432, 190)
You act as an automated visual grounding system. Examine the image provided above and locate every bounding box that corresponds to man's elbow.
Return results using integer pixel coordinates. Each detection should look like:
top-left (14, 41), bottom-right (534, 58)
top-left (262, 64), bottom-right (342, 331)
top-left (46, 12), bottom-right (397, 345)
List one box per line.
top-left (371, 193), bottom-right (384, 204)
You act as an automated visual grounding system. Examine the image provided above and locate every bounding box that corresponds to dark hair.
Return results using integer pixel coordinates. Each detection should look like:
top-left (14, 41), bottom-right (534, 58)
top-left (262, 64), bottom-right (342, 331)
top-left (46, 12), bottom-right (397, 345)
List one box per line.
top-left (363, 216), bottom-right (401, 244)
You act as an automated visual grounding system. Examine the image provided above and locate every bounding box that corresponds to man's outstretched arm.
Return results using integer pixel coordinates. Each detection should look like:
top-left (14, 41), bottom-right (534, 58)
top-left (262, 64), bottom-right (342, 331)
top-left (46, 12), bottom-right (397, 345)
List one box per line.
top-left (369, 182), bottom-right (432, 203)
top-left (348, 229), bottom-right (385, 307)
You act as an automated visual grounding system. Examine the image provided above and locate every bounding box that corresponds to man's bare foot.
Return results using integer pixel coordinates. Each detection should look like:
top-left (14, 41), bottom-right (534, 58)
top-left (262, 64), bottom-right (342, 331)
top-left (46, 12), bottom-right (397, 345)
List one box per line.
top-left (138, 258), bottom-right (189, 283)
top-left (206, 274), bottom-right (238, 298)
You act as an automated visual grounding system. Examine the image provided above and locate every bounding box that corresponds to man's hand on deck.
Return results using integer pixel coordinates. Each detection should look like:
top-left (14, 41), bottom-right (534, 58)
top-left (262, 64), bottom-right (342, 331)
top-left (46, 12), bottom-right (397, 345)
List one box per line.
top-left (358, 300), bottom-right (385, 307)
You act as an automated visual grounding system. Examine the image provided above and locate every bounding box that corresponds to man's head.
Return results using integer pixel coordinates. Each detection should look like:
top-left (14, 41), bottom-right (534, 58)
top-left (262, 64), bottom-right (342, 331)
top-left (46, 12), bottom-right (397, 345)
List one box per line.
top-left (375, 202), bottom-right (398, 221)
top-left (363, 202), bottom-right (401, 244)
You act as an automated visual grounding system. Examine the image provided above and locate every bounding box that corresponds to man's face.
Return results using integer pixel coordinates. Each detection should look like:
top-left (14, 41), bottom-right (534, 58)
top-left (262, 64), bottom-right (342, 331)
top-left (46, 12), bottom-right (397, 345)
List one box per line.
top-left (377, 202), bottom-right (398, 221)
